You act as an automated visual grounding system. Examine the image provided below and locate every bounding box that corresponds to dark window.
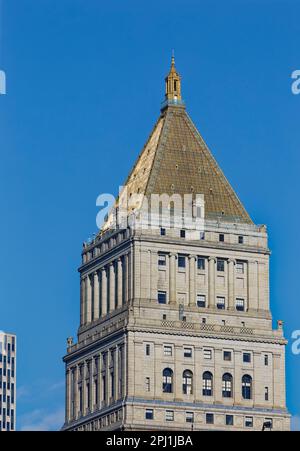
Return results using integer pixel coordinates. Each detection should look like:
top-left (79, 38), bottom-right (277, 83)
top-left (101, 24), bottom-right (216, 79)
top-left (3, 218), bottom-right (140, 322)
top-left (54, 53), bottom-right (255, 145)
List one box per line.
top-left (206, 413), bottom-right (214, 424)
top-left (162, 368), bottom-right (173, 393)
top-left (178, 256), bottom-right (186, 268)
top-left (145, 409), bottom-right (154, 420)
top-left (222, 373), bottom-right (233, 398)
top-left (238, 235), bottom-right (244, 244)
top-left (219, 234), bottom-right (224, 242)
top-left (226, 415), bottom-right (234, 426)
top-left (202, 371), bottom-right (213, 396)
top-left (184, 348), bottom-right (192, 358)
top-left (265, 387), bottom-right (269, 401)
top-left (180, 229), bottom-right (186, 238)
top-left (216, 297), bottom-right (225, 310)
top-left (243, 353), bottom-right (251, 363)
top-left (197, 294), bottom-right (206, 308)
top-left (236, 298), bottom-right (245, 311)
top-left (197, 258), bottom-right (205, 270)
top-left (182, 370), bottom-right (193, 395)
top-left (245, 416), bottom-right (253, 428)
top-left (146, 344), bottom-right (151, 356)
top-left (160, 228), bottom-right (166, 236)
top-left (217, 259), bottom-right (225, 272)
top-left (200, 232), bottom-right (205, 240)
top-left (158, 254), bottom-right (166, 266)
top-left (223, 351), bottom-right (232, 361)
top-left (264, 355), bottom-right (269, 366)
top-left (186, 412), bottom-right (194, 423)
top-left (242, 375), bottom-right (252, 400)
top-left (158, 291), bottom-right (167, 304)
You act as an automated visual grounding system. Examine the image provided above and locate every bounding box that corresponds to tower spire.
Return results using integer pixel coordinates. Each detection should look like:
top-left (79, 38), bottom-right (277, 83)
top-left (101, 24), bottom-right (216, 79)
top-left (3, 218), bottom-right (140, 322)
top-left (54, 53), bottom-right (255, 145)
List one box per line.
top-left (165, 53), bottom-right (182, 104)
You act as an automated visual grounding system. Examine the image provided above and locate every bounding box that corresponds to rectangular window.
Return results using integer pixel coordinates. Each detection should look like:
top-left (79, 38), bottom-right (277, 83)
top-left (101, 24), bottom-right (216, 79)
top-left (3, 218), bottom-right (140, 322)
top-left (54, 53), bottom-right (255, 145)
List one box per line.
top-left (186, 412), bottom-right (194, 423)
top-left (238, 235), bottom-right (244, 244)
top-left (158, 291), bottom-right (167, 304)
top-left (180, 229), bottom-right (186, 238)
top-left (145, 344), bottom-right (151, 356)
top-left (226, 415), bottom-right (234, 426)
top-left (164, 346), bottom-right (172, 357)
top-left (265, 387), bottom-right (269, 401)
top-left (197, 294), bottom-right (206, 308)
top-left (184, 347), bottom-right (192, 358)
top-left (219, 234), bottom-right (224, 242)
top-left (223, 351), bottom-right (232, 361)
top-left (236, 298), bottom-right (245, 311)
top-left (178, 255), bottom-right (186, 268)
top-left (216, 297), bottom-right (225, 310)
top-left (264, 355), bottom-right (269, 366)
top-left (217, 259), bottom-right (225, 272)
top-left (206, 413), bottom-right (214, 424)
top-left (160, 228), bottom-right (166, 236)
top-left (145, 409), bottom-right (154, 420)
top-left (245, 416), bottom-right (253, 428)
top-left (264, 418), bottom-right (273, 429)
top-left (243, 352), bottom-right (251, 363)
top-left (203, 349), bottom-right (212, 360)
top-left (197, 257), bottom-right (205, 270)
top-left (165, 410), bottom-right (174, 422)
top-left (158, 254), bottom-right (166, 266)
top-left (200, 232), bottom-right (205, 240)
top-left (236, 261), bottom-right (244, 274)
top-left (145, 377), bottom-right (150, 392)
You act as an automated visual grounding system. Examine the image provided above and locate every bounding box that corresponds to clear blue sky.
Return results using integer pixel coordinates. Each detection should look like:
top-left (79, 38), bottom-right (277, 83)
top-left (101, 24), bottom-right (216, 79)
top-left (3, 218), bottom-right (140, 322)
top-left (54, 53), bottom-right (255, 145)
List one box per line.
top-left (0, 0), bottom-right (299, 430)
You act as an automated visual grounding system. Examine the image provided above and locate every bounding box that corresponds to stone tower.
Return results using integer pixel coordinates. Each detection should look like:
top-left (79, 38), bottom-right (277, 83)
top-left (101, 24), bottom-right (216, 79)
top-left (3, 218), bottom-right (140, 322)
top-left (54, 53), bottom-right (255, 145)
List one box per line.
top-left (62, 58), bottom-right (290, 431)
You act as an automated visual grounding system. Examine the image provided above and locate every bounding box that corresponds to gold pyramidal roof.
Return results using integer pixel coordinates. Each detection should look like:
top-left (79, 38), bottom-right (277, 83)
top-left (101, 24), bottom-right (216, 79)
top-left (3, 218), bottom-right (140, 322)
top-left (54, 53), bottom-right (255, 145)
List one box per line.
top-left (120, 57), bottom-right (252, 225)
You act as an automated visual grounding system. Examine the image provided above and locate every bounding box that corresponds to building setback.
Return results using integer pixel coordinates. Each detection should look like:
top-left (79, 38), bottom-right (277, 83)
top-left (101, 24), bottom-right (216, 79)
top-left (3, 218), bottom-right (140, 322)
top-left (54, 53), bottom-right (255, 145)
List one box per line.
top-left (62, 58), bottom-right (290, 431)
top-left (0, 331), bottom-right (16, 431)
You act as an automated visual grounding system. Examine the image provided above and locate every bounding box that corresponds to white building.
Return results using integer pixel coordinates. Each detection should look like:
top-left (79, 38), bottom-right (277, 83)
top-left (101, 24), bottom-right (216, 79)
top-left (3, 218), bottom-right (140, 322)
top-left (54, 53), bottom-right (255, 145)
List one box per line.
top-left (62, 58), bottom-right (290, 431)
top-left (0, 331), bottom-right (16, 431)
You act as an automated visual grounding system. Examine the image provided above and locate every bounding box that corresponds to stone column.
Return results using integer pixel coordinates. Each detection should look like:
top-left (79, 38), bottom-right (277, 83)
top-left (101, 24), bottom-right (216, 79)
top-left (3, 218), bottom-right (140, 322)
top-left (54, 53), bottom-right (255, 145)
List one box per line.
top-left (101, 267), bottom-right (107, 316)
top-left (109, 262), bottom-right (115, 312)
top-left (208, 257), bottom-right (216, 308)
top-left (188, 255), bottom-right (197, 306)
top-left (228, 258), bottom-right (236, 310)
top-left (117, 258), bottom-right (123, 308)
top-left (248, 260), bottom-right (258, 311)
top-left (74, 366), bottom-right (79, 419)
top-left (93, 271), bottom-right (100, 320)
top-left (169, 253), bottom-right (177, 304)
top-left (80, 278), bottom-right (85, 326)
top-left (81, 363), bottom-right (86, 416)
top-left (65, 368), bottom-right (71, 422)
top-left (115, 346), bottom-right (119, 400)
top-left (124, 252), bottom-right (129, 304)
top-left (150, 250), bottom-right (158, 302)
top-left (86, 276), bottom-right (92, 323)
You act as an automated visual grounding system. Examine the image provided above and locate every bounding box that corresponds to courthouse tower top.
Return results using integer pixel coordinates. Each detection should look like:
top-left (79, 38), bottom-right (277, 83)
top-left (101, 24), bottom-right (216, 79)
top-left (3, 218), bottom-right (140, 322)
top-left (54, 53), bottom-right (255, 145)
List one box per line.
top-left (164, 54), bottom-right (182, 104)
top-left (102, 57), bottom-right (253, 231)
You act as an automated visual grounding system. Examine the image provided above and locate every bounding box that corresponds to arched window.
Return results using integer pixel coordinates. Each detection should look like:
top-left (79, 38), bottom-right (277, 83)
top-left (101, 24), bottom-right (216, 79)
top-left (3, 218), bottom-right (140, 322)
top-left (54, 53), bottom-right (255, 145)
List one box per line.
top-left (162, 368), bottom-right (173, 393)
top-left (202, 371), bottom-right (213, 396)
top-left (242, 374), bottom-right (252, 399)
top-left (222, 373), bottom-right (233, 398)
top-left (182, 370), bottom-right (193, 395)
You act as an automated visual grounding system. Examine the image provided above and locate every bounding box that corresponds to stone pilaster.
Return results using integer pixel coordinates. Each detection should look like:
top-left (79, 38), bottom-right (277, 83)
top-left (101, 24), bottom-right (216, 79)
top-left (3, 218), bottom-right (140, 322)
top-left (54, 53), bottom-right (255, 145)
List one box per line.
top-left (208, 257), bottom-right (216, 308)
top-left (188, 255), bottom-right (197, 306)
top-left (169, 253), bottom-right (177, 304)
top-left (228, 258), bottom-right (236, 310)
top-left (101, 267), bottom-right (107, 316)
top-left (109, 262), bottom-right (115, 312)
top-left (93, 271), bottom-right (100, 320)
top-left (117, 258), bottom-right (123, 308)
